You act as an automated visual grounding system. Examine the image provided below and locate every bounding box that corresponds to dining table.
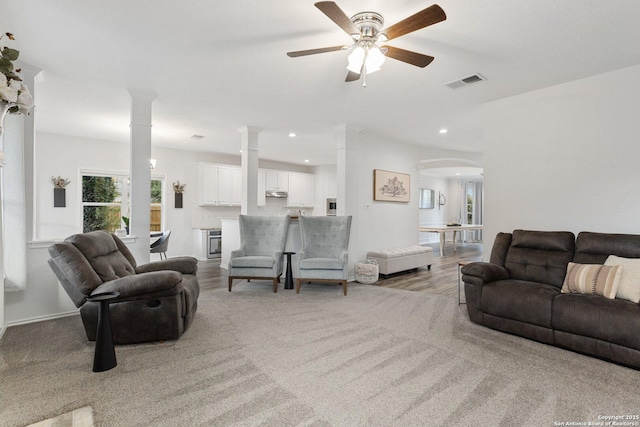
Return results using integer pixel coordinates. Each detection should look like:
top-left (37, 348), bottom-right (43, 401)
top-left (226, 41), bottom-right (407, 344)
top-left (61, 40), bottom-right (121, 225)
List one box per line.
top-left (419, 224), bottom-right (483, 256)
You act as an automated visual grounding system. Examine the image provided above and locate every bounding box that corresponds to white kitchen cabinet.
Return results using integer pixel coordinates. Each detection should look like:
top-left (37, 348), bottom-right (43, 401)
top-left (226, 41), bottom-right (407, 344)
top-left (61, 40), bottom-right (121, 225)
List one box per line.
top-left (287, 172), bottom-right (315, 207)
top-left (265, 170), bottom-right (289, 192)
top-left (198, 163), bottom-right (242, 206)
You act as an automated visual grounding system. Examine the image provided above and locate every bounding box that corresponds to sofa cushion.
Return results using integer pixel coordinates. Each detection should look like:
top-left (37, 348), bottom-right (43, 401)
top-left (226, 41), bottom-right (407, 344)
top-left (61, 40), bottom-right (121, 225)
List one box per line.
top-left (504, 230), bottom-right (575, 288)
top-left (561, 262), bottom-right (621, 299)
top-left (604, 255), bottom-right (640, 303)
top-left (481, 279), bottom-right (560, 328)
top-left (574, 231), bottom-right (640, 264)
top-left (552, 293), bottom-right (640, 352)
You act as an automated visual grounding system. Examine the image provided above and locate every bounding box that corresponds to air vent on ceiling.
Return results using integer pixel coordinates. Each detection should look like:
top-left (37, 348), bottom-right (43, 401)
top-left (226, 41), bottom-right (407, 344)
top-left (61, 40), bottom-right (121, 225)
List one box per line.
top-left (190, 134), bottom-right (205, 140)
top-left (445, 73), bottom-right (487, 90)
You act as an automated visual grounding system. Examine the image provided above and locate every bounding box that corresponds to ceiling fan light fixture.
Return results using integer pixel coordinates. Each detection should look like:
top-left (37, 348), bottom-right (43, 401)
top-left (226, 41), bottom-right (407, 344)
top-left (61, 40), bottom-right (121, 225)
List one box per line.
top-left (346, 45), bottom-right (365, 72)
top-left (366, 45), bottom-right (386, 70)
top-left (346, 43), bottom-right (385, 75)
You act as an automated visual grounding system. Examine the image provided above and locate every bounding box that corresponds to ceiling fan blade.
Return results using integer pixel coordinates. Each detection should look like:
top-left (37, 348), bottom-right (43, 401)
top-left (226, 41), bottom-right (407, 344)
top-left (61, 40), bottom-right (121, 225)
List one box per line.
top-left (382, 46), bottom-right (434, 68)
top-left (315, 1), bottom-right (359, 36)
top-left (345, 70), bottom-right (361, 82)
top-left (380, 4), bottom-right (446, 41)
top-left (287, 45), bottom-right (345, 57)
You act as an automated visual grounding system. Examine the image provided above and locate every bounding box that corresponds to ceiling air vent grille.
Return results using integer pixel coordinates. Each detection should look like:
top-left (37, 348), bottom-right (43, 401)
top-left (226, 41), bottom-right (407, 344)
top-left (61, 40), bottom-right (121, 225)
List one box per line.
top-left (190, 134), bottom-right (205, 140)
top-left (446, 73), bottom-right (487, 90)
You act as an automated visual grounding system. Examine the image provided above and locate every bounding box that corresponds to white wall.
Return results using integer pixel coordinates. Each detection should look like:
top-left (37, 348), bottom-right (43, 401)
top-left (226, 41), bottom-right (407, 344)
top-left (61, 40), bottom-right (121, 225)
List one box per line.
top-left (5, 132), bottom-right (319, 324)
top-left (3, 121), bottom-right (480, 324)
top-left (483, 64), bottom-right (640, 259)
top-left (417, 175), bottom-right (449, 243)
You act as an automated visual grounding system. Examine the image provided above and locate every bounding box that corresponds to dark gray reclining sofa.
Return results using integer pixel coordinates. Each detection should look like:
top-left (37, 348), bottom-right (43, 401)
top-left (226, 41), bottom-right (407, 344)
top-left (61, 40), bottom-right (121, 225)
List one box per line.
top-left (462, 229), bottom-right (640, 369)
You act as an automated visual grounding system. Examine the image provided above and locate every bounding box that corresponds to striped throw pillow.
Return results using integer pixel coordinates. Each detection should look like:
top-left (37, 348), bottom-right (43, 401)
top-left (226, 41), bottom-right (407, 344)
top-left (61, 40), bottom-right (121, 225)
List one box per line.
top-left (561, 263), bottom-right (622, 299)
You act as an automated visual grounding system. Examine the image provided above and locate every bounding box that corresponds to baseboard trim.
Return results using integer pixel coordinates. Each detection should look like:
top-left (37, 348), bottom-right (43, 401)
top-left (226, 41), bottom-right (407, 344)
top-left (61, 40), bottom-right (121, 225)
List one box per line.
top-left (6, 310), bottom-right (79, 328)
top-left (0, 324), bottom-right (6, 341)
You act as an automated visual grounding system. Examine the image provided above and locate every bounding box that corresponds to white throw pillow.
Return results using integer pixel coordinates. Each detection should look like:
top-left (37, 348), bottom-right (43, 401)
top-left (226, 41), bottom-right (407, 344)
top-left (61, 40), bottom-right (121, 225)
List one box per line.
top-left (604, 255), bottom-right (640, 303)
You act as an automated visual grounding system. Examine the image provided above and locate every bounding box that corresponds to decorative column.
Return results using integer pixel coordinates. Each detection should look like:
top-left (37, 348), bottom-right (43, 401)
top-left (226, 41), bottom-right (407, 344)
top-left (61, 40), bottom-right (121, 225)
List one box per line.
top-left (238, 126), bottom-right (260, 215)
top-left (19, 64), bottom-right (41, 243)
top-left (2, 64), bottom-right (41, 292)
top-left (335, 124), bottom-right (363, 280)
top-left (128, 90), bottom-right (156, 264)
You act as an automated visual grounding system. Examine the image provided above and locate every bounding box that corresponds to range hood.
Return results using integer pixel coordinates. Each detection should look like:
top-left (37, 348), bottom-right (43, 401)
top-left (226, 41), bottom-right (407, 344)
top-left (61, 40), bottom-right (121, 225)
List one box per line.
top-left (265, 190), bottom-right (288, 198)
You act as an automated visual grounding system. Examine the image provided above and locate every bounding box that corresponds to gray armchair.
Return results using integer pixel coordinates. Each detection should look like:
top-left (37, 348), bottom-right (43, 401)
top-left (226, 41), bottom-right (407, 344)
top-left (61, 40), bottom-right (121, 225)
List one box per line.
top-left (48, 230), bottom-right (199, 344)
top-left (296, 215), bottom-right (352, 296)
top-left (228, 215), bottom-right (290, 292)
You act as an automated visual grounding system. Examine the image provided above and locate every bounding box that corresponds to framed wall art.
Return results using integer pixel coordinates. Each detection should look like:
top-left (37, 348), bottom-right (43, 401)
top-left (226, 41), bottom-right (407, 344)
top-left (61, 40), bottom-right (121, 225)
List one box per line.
top-left (373, 169), bottom-right (410, 203)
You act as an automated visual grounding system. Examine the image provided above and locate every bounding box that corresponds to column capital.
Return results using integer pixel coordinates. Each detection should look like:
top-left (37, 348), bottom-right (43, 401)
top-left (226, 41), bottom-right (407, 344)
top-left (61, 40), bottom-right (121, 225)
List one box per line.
top-left (127, 89), bottom-right (158, 102)
top-left (15, 61), bottom-right (42, 81)
top-left (333, 123), bottom-right (364, 134)
top-left (237, 125), bottom-right (261, 135)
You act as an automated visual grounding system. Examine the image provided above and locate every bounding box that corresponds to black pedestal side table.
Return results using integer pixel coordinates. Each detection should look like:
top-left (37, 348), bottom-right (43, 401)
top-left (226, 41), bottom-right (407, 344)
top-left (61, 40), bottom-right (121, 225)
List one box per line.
top-left (87, 291), bottom-right (120, 372)
top-left (283, 252), bottom-right (295, 290)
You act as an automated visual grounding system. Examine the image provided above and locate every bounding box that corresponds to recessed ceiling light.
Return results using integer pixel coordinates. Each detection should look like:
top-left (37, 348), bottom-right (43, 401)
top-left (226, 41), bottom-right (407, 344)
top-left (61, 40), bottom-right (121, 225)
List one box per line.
top-left (304, 159), bottom-right (310, 163)
top-left (456, 172), bottom-right (461, 176)
top-left (439, 129), bottom-right (448, 134)
top-left (289, 132), bottom-right (296, 138)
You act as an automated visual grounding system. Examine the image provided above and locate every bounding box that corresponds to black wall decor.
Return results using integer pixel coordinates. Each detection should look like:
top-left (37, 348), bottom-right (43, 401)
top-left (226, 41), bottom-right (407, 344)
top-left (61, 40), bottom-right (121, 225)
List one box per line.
top-left (54, 187), bottom-right (66, 207)
top-left (175, 192), bottom-right (183, 209)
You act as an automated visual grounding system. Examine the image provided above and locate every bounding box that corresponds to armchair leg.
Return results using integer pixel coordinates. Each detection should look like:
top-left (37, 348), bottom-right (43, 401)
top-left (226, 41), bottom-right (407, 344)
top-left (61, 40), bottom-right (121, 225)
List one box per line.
top-left (273, 278), bottom-right (278, 293)
top-left (228, 277), bottom-right (233, 292)
top-left (295, 279), bottom-right (301, 294)
top-left (343, 281), bottom-right (348, 296)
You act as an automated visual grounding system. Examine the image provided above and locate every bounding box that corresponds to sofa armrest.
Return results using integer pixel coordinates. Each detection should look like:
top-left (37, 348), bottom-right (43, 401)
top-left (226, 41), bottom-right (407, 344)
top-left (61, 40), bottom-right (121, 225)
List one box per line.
top-left (135, 257), bottom-right (198, 275)
top-left (461, 262), bottom-right (509, 284)
top-left (92, 271), bottom-right (183, 300)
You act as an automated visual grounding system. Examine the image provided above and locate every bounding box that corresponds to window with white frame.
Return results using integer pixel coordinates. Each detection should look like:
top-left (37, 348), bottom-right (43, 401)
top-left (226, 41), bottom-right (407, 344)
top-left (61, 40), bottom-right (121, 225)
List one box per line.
top-left (81, 172), bottom-right (164, 233)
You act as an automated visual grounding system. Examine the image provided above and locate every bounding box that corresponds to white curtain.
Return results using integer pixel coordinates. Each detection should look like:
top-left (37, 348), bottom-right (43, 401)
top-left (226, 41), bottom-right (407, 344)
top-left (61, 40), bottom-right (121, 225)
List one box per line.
top-left (466, 181), bottom-right (483, 241)
top-left (2, 114), bottom-right (27, 291)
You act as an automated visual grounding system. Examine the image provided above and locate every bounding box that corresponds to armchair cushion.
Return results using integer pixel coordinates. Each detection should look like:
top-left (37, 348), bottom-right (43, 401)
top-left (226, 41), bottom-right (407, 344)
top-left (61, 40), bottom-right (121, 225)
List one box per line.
top-left (135, 256), bottom-right (198, 275)
top-left (299, 257), bottom-right (345, 270)
top-left (66, 231), bottom-right (135, 281)
top-left (229, 255), bottom-right (276, 269)
top-left (48, 242), bottom-right (103, 298)
top-left (92, 271), bottom-right (183, 300)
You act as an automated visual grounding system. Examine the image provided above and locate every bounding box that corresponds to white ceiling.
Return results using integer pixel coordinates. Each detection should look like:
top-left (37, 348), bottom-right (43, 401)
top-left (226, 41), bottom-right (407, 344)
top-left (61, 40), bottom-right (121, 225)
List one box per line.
top-left (3, 0), bottom-right (640, 167)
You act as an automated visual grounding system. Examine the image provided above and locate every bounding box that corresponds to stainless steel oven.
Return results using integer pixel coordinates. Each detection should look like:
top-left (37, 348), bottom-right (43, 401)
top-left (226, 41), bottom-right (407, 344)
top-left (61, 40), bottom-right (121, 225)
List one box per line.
top-left (207, 229), bottom-right (222, 259)
top-left (326, 198), bottom-right (337, 216)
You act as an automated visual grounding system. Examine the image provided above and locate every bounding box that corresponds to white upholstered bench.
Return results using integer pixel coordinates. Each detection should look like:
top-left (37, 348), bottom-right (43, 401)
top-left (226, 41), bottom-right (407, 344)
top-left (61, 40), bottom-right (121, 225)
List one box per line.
top-left (366, 246), bottom-right (434, 277)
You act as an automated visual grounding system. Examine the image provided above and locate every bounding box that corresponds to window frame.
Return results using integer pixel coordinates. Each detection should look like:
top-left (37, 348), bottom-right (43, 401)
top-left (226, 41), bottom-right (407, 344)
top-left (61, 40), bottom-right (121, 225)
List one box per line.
top-left (78, 168), bottom-right (166, 234)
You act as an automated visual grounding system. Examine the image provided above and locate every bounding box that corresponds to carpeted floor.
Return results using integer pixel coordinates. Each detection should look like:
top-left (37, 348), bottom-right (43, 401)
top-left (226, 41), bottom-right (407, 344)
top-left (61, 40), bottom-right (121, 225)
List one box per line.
top-left (1, 282), bottom-right (639, 427)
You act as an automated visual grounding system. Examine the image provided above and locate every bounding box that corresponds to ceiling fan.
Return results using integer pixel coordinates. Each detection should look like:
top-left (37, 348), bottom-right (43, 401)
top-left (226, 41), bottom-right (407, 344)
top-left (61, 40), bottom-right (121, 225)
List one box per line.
top-left (287, 2), bottom-right (446, 86)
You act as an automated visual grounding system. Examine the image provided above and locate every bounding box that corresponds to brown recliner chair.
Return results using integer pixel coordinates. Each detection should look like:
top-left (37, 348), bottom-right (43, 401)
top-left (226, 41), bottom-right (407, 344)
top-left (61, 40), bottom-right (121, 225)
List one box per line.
top-left (48, 230), bottom-right (199, 344)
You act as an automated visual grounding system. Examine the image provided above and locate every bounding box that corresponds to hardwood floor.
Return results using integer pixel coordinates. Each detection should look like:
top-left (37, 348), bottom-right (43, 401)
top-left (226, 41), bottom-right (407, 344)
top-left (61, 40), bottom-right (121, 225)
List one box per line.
top-left (196, 242), bottom-right (483, 299)
top-left (373, 242), bottom-right (483, 299)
